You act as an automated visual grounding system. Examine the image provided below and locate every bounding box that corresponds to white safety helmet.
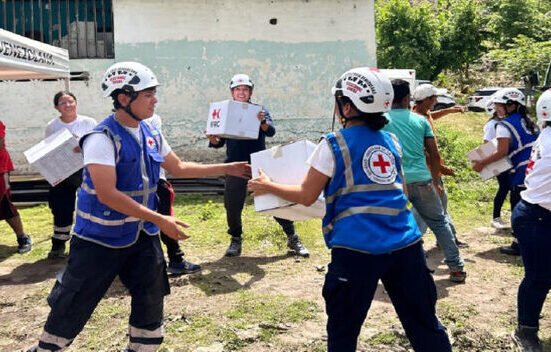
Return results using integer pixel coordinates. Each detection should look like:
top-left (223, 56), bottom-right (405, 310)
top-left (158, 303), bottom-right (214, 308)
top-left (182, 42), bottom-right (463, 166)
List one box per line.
top-left (230, 74), bottom-right (254, 89)
top-left (331, 67), bottom-right (394, 114)
top-left (492, 87), bottom-right (525, 106)
top-left (536, 89), bottom-right (551, 122)
top-left (485, 93), bottom-right (497, 116)
top-left (101, 62), bottom-right (159, 98)
top-left (413, 84), bottom-right (438, 102)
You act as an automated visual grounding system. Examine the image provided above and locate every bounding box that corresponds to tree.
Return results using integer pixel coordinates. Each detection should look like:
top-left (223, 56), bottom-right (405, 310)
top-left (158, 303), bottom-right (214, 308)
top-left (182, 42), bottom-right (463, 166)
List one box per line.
top-left (376, 0), bottom-right (440, 80)
top-left (437, 0), bottom-right (486, 80)
top-left (486, 0), bottom-right (550, 47)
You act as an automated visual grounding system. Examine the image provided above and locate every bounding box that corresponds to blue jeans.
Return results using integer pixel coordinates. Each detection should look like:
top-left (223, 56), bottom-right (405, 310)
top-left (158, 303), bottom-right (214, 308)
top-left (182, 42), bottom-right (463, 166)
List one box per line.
top-left (413, 177), bottom-right (457, 238)
top-left (513, 200), bottom-right (551, 328)
top-left (406, 180), bottom-right (464, 270)
top-left (323, 243), bottom-right (451, 352)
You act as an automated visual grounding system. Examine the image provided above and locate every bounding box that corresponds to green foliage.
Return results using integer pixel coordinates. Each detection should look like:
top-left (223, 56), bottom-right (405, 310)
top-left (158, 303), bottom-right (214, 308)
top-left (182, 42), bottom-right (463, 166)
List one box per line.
top-left (486, 0), bottom-right (551, 47)
top-left (376, 0), bottom-right (440, 79)
top-left (375, 0), bottom-right (549, 83)
top-left (437, 0), bottom-right (486, 78)
top-left (198, 199), bottom-right (216, 221)
top-left (487, 36), bottom-right (551, 81)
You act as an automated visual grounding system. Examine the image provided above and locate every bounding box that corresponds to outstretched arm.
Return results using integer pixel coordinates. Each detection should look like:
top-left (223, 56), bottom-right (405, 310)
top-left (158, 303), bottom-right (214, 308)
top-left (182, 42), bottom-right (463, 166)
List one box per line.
top-left (248, 167), bottom-right (329, 206)
top-left (161, 151), bottom-right (251, 179)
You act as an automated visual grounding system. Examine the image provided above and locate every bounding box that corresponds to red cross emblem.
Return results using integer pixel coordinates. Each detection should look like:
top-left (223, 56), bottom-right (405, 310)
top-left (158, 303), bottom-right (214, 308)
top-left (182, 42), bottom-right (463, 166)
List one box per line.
top-left (372, 153), bottom-right (391, 173)
top-left (212, 109), bottom-right (221, 119)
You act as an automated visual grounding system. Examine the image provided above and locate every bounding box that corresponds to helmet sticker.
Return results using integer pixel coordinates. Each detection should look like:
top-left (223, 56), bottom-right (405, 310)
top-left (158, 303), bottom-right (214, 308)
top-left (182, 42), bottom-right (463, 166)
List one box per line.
top-left (362, 145), bottom-right (397, 184)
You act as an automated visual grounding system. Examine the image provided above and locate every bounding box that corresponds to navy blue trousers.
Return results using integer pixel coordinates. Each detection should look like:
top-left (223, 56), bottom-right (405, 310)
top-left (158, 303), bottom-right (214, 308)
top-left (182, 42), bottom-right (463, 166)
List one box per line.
top-left (323, 242), bottom-right (451, 352)
top-left (513, 200), bottom-right (551, 328)
top-left (42, 232), bottom-right (170, 341)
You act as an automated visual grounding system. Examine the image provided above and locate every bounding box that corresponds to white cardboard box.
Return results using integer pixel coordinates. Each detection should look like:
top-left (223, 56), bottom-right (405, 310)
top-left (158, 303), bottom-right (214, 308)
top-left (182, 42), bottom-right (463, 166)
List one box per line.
top-left (23, 129), bottom-right (83, 186)
top-left (206, 100), bottom-right (261, 140)
top-left (250, 140), bottom-right (326, 221)
top-left (467, 138), bottom-right (512, 180)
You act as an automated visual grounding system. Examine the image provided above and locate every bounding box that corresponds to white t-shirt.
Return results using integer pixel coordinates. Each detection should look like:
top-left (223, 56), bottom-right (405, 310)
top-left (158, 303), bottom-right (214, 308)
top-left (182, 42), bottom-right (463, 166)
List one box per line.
top-left (483, 119), bottom-right (498, 142)
top-left (82, 121), bottom-right (171, 167)
top-left (306, 134), bottom-right (403, 178)
top-left (521, 127), bottom-right (551, 211)
top-left (45, 115), bottom-right (97, 139)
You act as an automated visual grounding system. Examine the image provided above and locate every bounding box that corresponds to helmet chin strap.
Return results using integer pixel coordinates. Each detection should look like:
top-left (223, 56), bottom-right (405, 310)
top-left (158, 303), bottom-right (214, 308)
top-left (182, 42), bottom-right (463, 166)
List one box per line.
top-left (124, 93), bottom-right (142, 122)
top-left (334, 97), bottom-right (363, 129)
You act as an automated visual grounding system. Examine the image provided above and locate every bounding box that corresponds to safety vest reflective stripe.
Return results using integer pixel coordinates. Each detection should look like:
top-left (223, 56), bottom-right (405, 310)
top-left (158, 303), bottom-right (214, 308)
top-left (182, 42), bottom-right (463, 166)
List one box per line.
top-left (80, 182), bottom-right (157, 197)
top-left (501, 120), bottom-right (524, 150)
top-left (76, 209), bottom-right (140, 226)
top-left (335, 131), bottom-right (354, 187)
top-left (325, 183), bottom-right (404, 204)
top-left (322, 205), bottom-right (407, 234)
top-left (509, 141), bottom-right (535, 159)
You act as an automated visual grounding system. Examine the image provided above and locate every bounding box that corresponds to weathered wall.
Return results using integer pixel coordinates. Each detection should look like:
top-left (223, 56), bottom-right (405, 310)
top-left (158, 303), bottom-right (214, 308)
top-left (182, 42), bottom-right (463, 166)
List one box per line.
top-left (0, 0), bottom-right (376, 174)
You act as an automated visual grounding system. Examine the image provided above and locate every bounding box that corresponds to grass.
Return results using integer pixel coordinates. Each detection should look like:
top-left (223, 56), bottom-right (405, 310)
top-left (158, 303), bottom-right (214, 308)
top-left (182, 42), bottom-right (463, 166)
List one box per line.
top-left (0, 111), bottom-right (537, 351)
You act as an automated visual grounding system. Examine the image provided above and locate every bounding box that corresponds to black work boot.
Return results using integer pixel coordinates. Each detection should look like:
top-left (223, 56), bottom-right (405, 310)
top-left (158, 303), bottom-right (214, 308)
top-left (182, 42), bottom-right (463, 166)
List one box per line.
top-left (225, 236), bottom-right (242, 257)
top-left (512, 325), bottom-right (542, 352)
top-left (500, 240), bottom-right (521, 256)
top-left (287, 234), bottom-right (310, 257)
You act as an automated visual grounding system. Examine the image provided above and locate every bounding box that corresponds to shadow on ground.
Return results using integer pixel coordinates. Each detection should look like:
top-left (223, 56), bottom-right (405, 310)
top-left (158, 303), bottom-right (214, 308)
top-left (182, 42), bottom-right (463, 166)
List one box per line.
top-left (179, 253), bottom-right (293, 296)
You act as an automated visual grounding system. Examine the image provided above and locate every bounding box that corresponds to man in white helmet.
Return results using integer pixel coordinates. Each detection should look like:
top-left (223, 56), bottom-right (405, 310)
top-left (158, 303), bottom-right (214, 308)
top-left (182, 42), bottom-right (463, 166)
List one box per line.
top-left (383, 79), bottom-right (466, 283)
top-left (509, 89), bottom-right (551, 352)
top-left (207, 73), bottom-right (309, 258)
top-left (248, 67), bottom-right (452, 352)
top-left (28, 62), bottom-right (249, 352)
top-left (411, 84), bottom-right (468, 248)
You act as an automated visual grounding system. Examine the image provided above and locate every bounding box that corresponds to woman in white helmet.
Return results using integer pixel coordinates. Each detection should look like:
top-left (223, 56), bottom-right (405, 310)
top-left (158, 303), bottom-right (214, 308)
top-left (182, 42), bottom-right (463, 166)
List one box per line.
top-left (28, 62), bottom-right (249, 352)
top-left (472, 87), bottom-right (539, 256)
top-left (509, 89), bottom-right (551, 352)
top-left (248, 67), bottom-right (452, 352)
top-left (481, 94), bottom-right (511, 230)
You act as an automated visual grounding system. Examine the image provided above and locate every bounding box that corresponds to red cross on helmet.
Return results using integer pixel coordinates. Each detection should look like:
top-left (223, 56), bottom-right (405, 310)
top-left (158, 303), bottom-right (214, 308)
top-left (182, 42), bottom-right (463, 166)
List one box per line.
top-left (536, 89), bottom-right (551, 122)
top-left (331, 67), bottom-right (394, 114)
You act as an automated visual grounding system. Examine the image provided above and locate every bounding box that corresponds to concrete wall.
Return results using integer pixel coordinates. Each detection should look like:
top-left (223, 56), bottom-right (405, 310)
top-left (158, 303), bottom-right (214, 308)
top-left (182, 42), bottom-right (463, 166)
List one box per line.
top-left (0, 0), bottom-right (376, 174)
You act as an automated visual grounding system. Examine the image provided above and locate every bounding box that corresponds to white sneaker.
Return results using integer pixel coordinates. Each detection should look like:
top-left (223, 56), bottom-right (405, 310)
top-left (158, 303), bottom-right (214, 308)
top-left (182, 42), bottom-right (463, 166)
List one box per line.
top-left (491, 217), bottom-right (510, 229)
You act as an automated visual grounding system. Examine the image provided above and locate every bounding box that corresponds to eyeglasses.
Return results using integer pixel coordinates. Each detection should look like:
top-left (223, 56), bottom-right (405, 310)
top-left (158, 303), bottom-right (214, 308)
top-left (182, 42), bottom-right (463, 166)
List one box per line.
top-left (57, 100), bottom-right (76, 106)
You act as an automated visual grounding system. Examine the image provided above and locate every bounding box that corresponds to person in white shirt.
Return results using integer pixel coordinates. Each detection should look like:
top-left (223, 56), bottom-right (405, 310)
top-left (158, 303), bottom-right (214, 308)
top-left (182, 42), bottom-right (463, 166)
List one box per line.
top-left (510, 89), bottom-right (551, 352)
top-left (482, 96), bottom-right (511, 230)
top-left (44, 91), bottom-right (97, 259)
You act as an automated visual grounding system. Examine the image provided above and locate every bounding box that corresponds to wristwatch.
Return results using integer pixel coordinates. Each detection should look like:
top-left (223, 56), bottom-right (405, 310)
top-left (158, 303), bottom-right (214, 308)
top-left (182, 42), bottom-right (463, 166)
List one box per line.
top-left (260, 119), bottom-right (267, 125)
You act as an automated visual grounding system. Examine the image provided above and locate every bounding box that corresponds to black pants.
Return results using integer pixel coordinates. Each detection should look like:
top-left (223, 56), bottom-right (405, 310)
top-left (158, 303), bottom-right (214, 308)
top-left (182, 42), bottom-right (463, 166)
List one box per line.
top-left (157, 179), bottom-right (184, 263)
top-left (493, 171), bottom-right (510, 219)
top-left (48, 171), bottom-right (82, 241)
top-left (224, 175), bottom-right (295, 238)
top-left (40, 233), bottom-right (169, 349)
top-left (323, 243), bottom-right (451, 352)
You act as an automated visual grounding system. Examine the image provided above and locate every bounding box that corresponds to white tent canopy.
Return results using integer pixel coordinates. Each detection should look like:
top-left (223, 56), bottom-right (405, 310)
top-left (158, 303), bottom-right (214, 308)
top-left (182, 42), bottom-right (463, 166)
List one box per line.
top-left (0, 28), bottom-right (69, 80)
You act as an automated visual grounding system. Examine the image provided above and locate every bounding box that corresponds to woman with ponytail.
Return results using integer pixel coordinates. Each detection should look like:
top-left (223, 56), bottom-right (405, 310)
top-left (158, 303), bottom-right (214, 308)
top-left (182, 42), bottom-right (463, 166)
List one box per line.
top-left (472, 88), bottom-right (539, 256)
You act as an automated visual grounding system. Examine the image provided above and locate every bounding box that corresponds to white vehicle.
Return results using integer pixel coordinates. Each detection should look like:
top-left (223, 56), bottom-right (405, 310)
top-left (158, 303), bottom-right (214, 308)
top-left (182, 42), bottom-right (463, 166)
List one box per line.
top-left (467, 87), bottom-right (502, 112)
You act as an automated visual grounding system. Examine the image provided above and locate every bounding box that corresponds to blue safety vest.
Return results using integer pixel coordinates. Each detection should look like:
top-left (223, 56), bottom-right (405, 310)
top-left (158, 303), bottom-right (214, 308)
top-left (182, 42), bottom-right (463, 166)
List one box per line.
top-left (499, 112), bottom-right (538, 187)
top-left (73, 115), bottom-right (164, 248)
top-left (322, 125), bottom-right (421, 254)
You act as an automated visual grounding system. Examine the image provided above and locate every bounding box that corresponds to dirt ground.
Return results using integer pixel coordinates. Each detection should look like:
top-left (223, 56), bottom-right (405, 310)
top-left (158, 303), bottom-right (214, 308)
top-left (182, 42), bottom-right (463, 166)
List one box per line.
top-left (1, 225), bottom-right (550, 352)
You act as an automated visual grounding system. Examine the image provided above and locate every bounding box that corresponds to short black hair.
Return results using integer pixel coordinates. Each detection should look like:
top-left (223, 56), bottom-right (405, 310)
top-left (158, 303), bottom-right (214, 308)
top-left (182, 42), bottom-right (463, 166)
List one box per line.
top-left (391, 79), bottom-right (410, 104)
